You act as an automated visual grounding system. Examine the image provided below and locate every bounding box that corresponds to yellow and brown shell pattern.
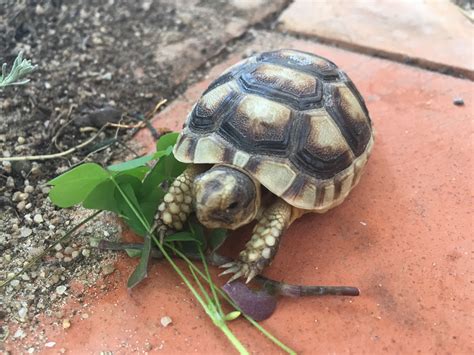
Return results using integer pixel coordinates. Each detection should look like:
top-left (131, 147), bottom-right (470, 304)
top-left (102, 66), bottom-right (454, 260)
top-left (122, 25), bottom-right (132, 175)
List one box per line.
top-left (174, 49), bottom-right (374, 212)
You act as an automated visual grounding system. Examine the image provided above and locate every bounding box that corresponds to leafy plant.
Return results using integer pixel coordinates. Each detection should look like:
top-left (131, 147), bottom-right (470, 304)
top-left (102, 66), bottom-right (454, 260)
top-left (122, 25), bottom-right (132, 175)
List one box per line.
top-left (0, 51), bottom-right (38, 88)
top-left (46, 132), bottom-right (296, 354)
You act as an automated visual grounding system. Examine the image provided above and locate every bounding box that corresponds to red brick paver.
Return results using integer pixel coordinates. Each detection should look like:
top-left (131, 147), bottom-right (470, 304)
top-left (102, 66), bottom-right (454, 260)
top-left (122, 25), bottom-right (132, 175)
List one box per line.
top-left (279, 0), bottom-right (474, 79)
top-left (12, 36), bottom-right (473, 354)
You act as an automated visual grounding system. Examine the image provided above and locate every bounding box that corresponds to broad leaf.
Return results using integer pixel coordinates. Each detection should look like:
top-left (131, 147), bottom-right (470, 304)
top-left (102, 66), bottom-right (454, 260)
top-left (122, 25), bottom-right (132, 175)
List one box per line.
top-left (165, 231), bottom-right (197, 243)
top-left (82, 179), bottom-right (119, 212)
top-left (108, 154), bottom-right (154, 172)
top-left (209, 229), bottom-right (228, 252)
top-left (115, 182), bottom-right (149, 236)
top-left (156, 132), bottom-right (180, 152)
top-left (48, 163), bottom-right (109, 207)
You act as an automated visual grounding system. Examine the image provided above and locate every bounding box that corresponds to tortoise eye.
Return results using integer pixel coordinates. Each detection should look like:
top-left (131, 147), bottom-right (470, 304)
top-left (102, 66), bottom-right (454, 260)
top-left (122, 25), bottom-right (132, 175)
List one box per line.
top-left (228, 202), bottom-right (239, 210)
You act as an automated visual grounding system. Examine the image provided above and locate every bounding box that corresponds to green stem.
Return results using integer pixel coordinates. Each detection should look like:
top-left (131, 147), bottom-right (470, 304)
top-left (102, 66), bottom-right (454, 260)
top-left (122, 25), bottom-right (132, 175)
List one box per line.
top-left (111, 176), bottom-right (150, 230)
top-left (0, 210), bottom-right (102, 289)
top-left (199, 247), bottom-right (224, 316)
top-left (151, 235), bottom-right (249, 354)
top-left (168, 245), bottom-right (296, 355)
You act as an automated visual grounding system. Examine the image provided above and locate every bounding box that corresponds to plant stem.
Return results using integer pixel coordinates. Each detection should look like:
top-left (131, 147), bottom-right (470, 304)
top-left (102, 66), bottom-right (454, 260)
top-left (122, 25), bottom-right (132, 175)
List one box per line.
top-left (168, 245), bottom-right (296, 355)
top-left (199, 247), bottom-right (224, 316)
top-left (150, 235), bottom-right (249, 354)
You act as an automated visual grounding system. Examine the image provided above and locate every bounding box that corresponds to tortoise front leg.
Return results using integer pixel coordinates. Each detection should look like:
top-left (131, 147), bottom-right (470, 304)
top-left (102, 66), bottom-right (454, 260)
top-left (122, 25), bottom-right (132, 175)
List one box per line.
top-left (220, 199), bottom-right (292, 283)
top-left (156, 165), bottom-right (205, 231)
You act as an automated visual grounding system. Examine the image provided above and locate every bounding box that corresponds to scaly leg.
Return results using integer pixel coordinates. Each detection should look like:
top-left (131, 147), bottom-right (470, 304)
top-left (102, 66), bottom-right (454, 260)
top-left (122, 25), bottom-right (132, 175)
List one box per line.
top-left (156, 165), bottom-right (205, 231)
top-left (220, 199), bottom-right (293, 283)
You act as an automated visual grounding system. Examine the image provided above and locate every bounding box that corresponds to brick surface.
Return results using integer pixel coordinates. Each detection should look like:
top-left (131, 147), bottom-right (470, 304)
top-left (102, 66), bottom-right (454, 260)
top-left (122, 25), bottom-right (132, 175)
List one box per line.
top-left (278, 0), bottom-right (474, 79)
top-left (13, 33), bottom-right (473, 354)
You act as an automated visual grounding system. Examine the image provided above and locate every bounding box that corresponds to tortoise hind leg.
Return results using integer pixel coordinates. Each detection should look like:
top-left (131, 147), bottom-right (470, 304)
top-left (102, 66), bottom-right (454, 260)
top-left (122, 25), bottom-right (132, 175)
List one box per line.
top-left (220, 199), bottom-right (293, 283)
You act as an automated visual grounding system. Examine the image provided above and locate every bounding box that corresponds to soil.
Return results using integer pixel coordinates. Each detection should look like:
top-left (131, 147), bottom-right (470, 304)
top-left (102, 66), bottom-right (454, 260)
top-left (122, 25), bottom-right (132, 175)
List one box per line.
top-left (0, 0), bottom-right (289, 352)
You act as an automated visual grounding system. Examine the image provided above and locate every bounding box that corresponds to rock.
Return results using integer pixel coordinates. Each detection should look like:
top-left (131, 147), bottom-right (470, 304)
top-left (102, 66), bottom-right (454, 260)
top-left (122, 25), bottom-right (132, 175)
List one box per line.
top-left (82, 249), bottom-right (90, 257)
top-left (101, 264), bottom-right (115, 275)
top-left (18, 307), bottom-right (28, 320)
top-left (62, 319), bottom-right (71, 329)
top-left (453, 97), bottom-right (464, 106)
top-left (74, 106), bottom-right (122, 128)
top-left (55, 285), bottom-right (67, 295)
top-left (20, 227), bottom-right (33, 237)
top-left (64, 246), bottom-right (74, 255)
top-left (160, 316), bottom-right (173, 327)
top-left (6, 176), bottom-right (14, 187)
top-left (33, 214), bottom-right (44, 224)
top-left (11, 160), bottom-right (32, 175)
top-left (17, 136), bottom-right (26, 144)
top-left (24, 185), bottom-right (34, 193)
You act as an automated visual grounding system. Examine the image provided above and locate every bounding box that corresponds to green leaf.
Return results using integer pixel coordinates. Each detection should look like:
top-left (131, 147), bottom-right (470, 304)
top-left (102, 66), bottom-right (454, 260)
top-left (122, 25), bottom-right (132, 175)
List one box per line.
top-left (82, 179), bottom-right (118, 212)
top-left (189, 220), bottom-right (206, 248)
top-left (125, 249), bottom-right (142, 258)
top-left (156, 132), bottom-right (180, 152)
top-left (48, 163), bottom-right (109, 207)
top-left (115, 183), bottom-right (149, 236)
top-left (224, 311), bottom-right (241, 321)
top-left (127, 234), bottom-right (152, 289)
top-left (140, 186), bottom-right (165, 226)
top-left (165, 231), bottom-right (198, 243)
top-left (107, 154), bottom-right (154, 172)
top-left (209, 229), bottom-right (228, 252)
top-left (152, 145), bottom-right (173, 160)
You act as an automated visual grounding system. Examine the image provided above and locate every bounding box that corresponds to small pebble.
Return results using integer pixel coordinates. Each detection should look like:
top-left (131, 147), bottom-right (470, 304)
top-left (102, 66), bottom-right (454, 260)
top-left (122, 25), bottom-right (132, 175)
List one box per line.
top-left (6, 176), bottom-right (15, 187)
top-left (19, 192), bottom-right (29, 201)
top-left (14, 328), bottom-right (25, 338)
top-left (45, 342), bottom-right (56, 348)
top-left (82, 249), bottom-right (91, 257)
top-left (71, 250), bottom-right (79, 258)
top-left (20, 227), bottom-right (33, 237)
top-left (160, 316), bottom-right (173, 327)
top-left (11, 279), bottom-right (20, 287)
top-left (453, 97), bottom-right (464, 106)
top-left (54, 243), bottom-right (63, 251)
top-left (17, 136), bottom-right (26, 144)
top-left (17, 201), bottom-right (26, 211)
top-left (62, 319), bottom-right (71, 329)
top-left (24, 185), bottom-right (34, 193)
top-left (63, 256), bottom-right (72, 263)
top-left (81, 313), bottom-right (89, 319)
top-left (56, 285), bottom-right (67, 295)
top-left (2, 161), bottom-right (12, 173)
top-left (25, 202), bottom-right (32, 210)
top-left (18, 307), bottom-right (28, 319)
top-left (101, 264), bottom-right (115, 275)
top-left (33, 214), bottom-right (44, 224)
top-left (55, 252), bottom-right (64, 259)
top-left (64, 246), bottom-right (74, 255)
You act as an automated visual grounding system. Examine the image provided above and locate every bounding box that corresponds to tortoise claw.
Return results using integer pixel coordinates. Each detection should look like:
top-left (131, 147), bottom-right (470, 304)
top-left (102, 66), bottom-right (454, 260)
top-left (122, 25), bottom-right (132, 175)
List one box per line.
top-left (219, 260), bottom-right (261, 284)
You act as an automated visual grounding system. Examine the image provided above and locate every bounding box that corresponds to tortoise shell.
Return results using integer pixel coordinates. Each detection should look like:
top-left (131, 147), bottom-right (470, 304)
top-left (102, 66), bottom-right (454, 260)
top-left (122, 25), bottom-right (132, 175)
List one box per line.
top-left (173, 49), bottom-right (374, 212)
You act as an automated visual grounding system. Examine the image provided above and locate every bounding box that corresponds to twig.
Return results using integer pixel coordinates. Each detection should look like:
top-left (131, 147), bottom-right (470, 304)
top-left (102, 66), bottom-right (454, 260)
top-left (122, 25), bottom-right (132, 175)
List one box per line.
top-left (0, 122), bottom-right (113, 162)
top-left (52, 104), bottom-right (77, 150)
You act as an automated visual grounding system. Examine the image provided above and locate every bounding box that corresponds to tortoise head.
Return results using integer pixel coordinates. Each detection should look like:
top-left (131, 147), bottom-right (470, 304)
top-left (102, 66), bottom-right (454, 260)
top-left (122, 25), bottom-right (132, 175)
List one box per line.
top-left (193, 165), bottom-right (260, 230)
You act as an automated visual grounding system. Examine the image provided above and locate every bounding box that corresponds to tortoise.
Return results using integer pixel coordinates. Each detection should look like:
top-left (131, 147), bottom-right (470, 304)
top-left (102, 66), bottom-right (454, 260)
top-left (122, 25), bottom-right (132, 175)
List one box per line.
top-left (156, 49), bottom-right (374, 283)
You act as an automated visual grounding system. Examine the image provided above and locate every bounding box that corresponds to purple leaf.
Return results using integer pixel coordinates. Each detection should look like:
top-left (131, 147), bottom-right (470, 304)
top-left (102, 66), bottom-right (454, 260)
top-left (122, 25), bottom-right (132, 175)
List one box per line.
top-left (223, 281), bottom-right (277, 321)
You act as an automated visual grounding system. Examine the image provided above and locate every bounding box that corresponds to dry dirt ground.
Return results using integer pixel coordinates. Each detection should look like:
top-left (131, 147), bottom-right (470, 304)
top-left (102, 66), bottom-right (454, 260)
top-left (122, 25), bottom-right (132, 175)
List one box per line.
top-left (0, 0), bottom-right (289, 350)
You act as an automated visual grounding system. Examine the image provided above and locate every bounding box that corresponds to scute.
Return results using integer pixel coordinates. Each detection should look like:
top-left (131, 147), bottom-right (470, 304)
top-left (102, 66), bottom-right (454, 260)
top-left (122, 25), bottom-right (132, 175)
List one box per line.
top-left (220, 94), bottom-right (292, 152)
top-left (175, 49), bottom-right (374, 211)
